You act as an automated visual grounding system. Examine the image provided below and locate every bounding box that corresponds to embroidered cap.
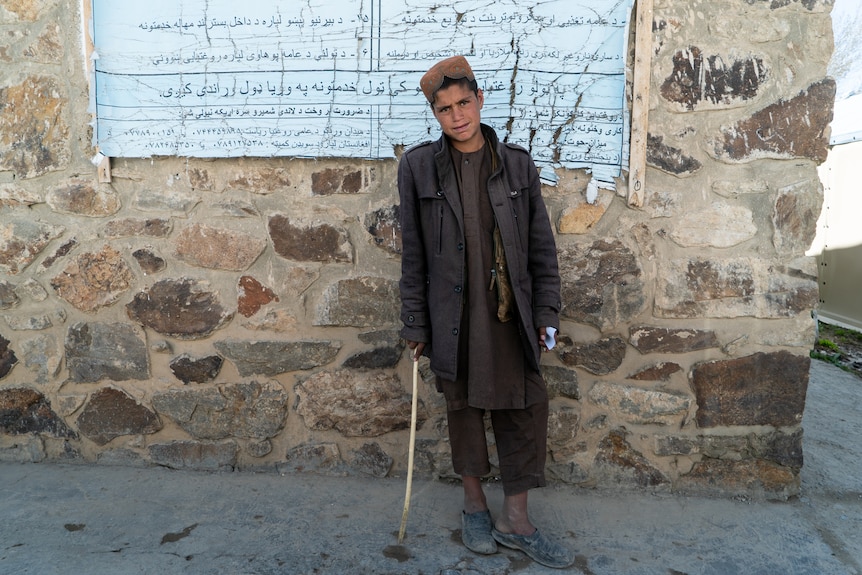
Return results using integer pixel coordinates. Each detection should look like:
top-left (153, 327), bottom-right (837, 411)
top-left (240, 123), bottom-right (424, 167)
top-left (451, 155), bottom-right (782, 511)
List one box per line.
top-left (419, 55), bottom-right (475, 102)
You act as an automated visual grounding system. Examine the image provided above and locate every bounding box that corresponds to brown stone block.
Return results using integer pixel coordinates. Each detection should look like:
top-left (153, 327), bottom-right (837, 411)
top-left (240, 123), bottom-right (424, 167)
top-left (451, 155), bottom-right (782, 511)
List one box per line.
top-left (169, 354), bottom-right (223, 384)
top-left (691, 351), bottom-right (809, 427)
top-left (0, 333), bottom-right (17, 379)
top-left (627, 362), bottom-right (682, 382)
top-left (629, 326), bottom-right (719, 354)
top-left (126, 278), bottom-right (231, 339)
top-left (269, 214), bottom-right (352, 263)
top-left (237, 275), bottom-right (279, 318)
top-left (679, 459), bottom-right (799, 501)
top-left (660, 47), bottom-right (767, 110)
top-left (365, 205), bottom-right (402, 255)
top-left (226, 165), bottom-right (290, 194)
top-left (51, 245), bottom-right (133, 312)
top-left (712, 79), bottom-right (835, 163)
top-left (0, 76), bottom-right (69, 178)
top-left (558, 335), bottom-right (627, 375)
top-left (646, 134), bottom-right (702, 175)
top-left (312, 167), bottom-right (363, 195)
top-left (0, 387), bottom-right (75, 438)
top-left (76, 388), bottom-right (161, 446)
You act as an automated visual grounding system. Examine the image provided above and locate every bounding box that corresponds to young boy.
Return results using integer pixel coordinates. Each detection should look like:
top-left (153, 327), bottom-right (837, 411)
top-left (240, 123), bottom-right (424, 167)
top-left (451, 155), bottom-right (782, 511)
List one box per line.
top-left (397, 55), bottom-right (574, 569)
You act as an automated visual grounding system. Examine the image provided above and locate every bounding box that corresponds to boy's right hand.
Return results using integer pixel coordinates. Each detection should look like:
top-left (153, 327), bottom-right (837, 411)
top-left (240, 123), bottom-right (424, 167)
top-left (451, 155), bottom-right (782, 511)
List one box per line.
top-left (407, 340), bottom-right (425, 361)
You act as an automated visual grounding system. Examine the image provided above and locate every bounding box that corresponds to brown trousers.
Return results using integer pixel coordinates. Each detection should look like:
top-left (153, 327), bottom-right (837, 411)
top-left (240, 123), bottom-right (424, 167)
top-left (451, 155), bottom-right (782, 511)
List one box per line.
top-left (446, 376), bottom-right (549, 496)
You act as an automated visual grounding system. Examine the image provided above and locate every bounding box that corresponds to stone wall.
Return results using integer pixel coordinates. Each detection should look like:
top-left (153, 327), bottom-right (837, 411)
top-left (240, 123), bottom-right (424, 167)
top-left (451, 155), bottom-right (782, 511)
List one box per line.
top-left (0, 0), bottom-right (834, 500)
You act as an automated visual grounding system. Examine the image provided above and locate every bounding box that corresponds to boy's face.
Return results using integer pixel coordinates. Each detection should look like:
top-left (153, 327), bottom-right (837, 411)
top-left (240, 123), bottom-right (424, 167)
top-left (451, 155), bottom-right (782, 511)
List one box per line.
top-left (431, 83), bottom-right (485, 153)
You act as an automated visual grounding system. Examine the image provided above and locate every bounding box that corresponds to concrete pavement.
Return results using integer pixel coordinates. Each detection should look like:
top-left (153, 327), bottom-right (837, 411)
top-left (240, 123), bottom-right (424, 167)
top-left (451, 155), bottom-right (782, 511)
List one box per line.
top-left (0, 359), bottom-right (859, 575)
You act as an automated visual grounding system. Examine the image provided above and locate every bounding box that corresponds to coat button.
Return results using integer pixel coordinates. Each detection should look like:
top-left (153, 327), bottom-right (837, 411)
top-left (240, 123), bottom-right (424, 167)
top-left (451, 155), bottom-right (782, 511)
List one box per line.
top-left (452, 328), bottom-right (459, 335)
top-left (454, 286), bottom-right (462, 293)
top-left (436, 190), bottom-right (443, 196)
top-left (408, 315), bottom-right (415, 322)
top-left (457, 243), bottom-right (464, 251)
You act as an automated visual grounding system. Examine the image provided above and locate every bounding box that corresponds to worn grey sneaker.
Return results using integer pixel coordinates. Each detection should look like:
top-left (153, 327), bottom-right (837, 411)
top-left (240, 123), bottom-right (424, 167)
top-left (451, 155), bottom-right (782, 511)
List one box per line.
top-left (461, 510), bottom-right (497, 554)
top-left (491, 528), bottom-right (575, 569)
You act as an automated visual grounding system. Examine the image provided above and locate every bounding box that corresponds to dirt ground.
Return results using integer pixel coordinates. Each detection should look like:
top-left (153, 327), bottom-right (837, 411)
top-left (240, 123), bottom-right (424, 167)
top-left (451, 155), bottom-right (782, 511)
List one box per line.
top-left (813, 321), bottom-right (862, 380)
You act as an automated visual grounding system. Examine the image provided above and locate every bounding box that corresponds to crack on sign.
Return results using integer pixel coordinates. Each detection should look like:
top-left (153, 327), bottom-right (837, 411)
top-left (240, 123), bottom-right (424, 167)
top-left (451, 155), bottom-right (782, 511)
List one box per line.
top-left (551, 92), bottom-right (583, 164)
top-left (505, 36), bottom-right (520, 140)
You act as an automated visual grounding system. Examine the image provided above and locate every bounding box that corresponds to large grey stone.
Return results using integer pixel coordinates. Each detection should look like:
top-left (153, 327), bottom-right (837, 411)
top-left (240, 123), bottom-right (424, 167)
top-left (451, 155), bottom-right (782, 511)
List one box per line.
top-left (772, 179), bottom-right (822, 256)
top-left (173, 224), bottom-right (266, 271)
top-left (152, 381), bottom-right (288, 440)
top-left (558, 240), bottom-right (645, 330)
top-left (349, 442), bottom-right (394, 478)
top-left (314, 277), bottom-right (400, 328)
top-left (588, 382), bottom-right (691, 426)
top-left (0, 217), bottom-right (64, 275)
top-left (668, 203), bottom-right (757, 248)
top-left (655, 257), bottom-right (818, 319)
top-left (148, 441), bottom-right (238, 471)
top-left (214, 340), bottom-right (341, 377)
top-left (539, 365), bottom-right (580, 400)
top-left (279, 442), bottom-right (345, 476)
top-left (0, 281), bottom-right (19, 309)
top-left (678, 459), bottom-right (799, 501)
top-left (295, 370), bottom-right (425, 437)
top-left (65, 322), bottom-right (149, 383)
top-left (20, 334), bottom-right (61, 383)
top-left (593, 429), bottom-right (669, 489)
top-left (46, 181), bottom-right (120, 216)
top-left (655, 429), bottom-right (803, 469)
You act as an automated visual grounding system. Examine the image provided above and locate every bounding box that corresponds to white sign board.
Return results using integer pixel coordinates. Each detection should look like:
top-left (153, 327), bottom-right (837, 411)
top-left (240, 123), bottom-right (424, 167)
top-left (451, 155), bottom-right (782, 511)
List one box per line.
top-left (91, 0), bottom-right (632, 186)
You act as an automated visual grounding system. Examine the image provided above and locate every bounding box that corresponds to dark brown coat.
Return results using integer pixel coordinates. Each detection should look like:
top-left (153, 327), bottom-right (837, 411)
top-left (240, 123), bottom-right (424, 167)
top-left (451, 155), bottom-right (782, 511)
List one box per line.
top-left (398, 125), bottom-right (561, 382)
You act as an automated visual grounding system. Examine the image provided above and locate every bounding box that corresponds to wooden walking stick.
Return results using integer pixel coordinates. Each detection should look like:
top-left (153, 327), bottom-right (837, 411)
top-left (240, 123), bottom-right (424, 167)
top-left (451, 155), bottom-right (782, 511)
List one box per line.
top-left (397, 358), bottom-right (420, 543)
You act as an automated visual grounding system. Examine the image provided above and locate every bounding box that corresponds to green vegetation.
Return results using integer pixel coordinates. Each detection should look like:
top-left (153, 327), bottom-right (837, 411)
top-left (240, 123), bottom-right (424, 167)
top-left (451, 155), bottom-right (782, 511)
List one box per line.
top-left (816, 338), bottom-right (841, 352)
top-left (812, 321), bottom-right (862, 379)
top-left (834, 327), bottom-right (862, 344)
top-left (810, 350), bottom-right (848, 371)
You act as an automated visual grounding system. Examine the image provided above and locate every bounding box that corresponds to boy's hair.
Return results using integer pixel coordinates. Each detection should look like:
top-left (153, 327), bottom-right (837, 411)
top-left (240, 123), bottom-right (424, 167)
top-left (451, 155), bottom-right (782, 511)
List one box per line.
top-left (429, 76), bottom-right (480, 107)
